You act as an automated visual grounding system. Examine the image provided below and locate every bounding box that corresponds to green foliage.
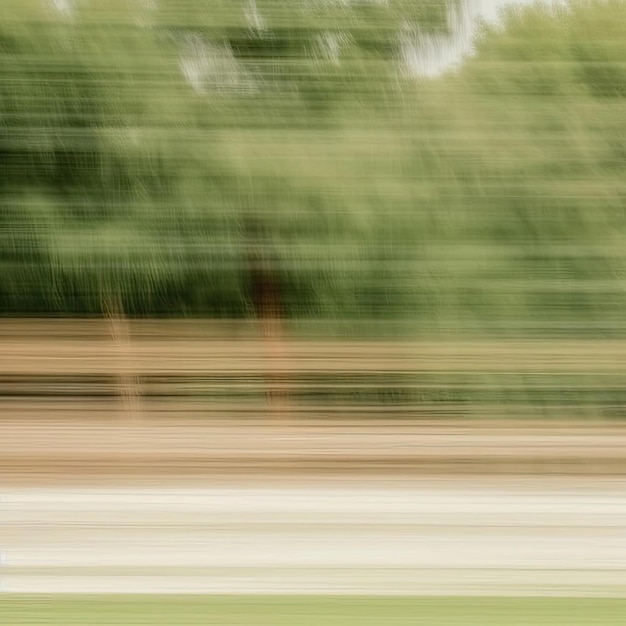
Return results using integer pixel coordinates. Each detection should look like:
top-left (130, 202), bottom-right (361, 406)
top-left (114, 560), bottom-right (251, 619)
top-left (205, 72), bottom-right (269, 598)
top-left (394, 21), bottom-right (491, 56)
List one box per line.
top-left (1, 0), bottom-right (626, 335)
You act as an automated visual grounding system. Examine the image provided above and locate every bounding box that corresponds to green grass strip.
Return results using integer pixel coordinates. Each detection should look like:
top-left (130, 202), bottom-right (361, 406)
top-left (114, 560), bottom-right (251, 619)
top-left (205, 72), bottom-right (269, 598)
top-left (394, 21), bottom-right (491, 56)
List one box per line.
top-left (1, 595), bottom-right (625, 625)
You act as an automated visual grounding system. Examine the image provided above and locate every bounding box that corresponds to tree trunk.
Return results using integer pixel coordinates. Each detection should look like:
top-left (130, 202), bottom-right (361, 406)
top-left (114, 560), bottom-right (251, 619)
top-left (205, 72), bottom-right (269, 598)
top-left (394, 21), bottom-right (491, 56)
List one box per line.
top-left (245, 221), bottom-right (290, 417)
top-left (102, 294), bottom-right (141, 420)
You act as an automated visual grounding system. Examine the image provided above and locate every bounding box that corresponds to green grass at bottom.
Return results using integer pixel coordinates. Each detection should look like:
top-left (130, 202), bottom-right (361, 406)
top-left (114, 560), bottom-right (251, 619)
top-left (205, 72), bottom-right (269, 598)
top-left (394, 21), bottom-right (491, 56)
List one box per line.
top-left (1, 596), bottom-right (625, 625)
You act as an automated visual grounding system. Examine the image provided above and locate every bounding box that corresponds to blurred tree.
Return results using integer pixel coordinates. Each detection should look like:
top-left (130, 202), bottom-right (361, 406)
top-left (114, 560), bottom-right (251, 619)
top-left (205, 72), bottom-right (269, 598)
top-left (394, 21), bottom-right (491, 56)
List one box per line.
top-left (0, 0), bottom-right (625, 340)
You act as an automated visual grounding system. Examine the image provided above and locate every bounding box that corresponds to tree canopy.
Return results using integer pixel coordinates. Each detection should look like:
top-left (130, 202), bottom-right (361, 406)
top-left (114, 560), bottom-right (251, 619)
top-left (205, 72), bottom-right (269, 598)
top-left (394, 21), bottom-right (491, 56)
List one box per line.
top-left (1, 0), bottom-right (625, 336)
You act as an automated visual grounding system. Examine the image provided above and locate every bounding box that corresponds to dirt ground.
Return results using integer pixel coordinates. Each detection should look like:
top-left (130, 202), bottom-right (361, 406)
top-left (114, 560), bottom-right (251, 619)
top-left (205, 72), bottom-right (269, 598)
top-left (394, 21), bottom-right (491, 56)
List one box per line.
top-left (3, 320), bottom-right (626, 484)
top-left (4, 322), bottom-right (626, 598)
top-left (3, 412), bottom-right (626, 485)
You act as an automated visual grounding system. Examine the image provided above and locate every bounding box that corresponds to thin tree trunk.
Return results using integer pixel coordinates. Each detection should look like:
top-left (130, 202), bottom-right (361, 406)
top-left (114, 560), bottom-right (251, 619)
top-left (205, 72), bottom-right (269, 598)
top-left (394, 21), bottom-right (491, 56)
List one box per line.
top-left (260, 296), bottom-right (290, 416)
top-left (102, 294), bottom-right (141, 420)
top-left (245, 219), bottom-right (291, 417)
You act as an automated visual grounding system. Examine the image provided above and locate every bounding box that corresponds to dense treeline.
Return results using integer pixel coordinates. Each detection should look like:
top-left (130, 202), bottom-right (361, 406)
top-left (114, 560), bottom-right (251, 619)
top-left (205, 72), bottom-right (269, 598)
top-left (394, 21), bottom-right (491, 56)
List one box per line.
top-left (1, 0), bottom-right (625, 335)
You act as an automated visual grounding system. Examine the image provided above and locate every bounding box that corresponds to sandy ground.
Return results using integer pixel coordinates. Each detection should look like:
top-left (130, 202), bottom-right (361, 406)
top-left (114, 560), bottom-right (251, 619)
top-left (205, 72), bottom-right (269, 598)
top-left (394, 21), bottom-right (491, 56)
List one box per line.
top-left (2, 413), bottom-right (626, 597)
top-left (3, 322), bottom-right (626, 596)
top-left (4, 335), bottom-right (626, 375)
top-left (3, 416), bottom-right (626, 484)
top-left (2, 481), bottom-right (626, 596)
top-left (3, 417), bottom-right (626, 597)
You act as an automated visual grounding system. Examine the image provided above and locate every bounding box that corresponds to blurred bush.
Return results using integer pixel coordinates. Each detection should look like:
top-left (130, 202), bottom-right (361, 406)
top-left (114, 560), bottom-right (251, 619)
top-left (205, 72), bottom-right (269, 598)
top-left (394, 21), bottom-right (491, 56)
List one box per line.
top-left (0, 0), bottom-right (625, 336)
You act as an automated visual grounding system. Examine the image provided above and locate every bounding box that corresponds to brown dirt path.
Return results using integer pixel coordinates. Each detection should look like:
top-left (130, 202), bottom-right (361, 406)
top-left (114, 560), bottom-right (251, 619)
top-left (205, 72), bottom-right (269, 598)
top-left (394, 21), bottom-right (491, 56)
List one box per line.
top-left (3, 415), bottom-right (626, 485)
